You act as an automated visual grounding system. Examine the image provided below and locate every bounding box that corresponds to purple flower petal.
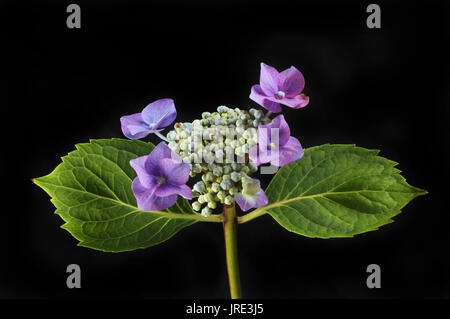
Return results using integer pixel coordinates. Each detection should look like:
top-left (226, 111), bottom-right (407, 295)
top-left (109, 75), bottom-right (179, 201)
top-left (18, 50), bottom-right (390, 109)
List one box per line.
top-left (132, 177), bottom-right (178, 211)
top-left (276, 136), bottom-right (304, 167)
top-left (129, 142), bottom-right (191, 211)
top-left (278, 93), bottom-right (309, 109)
top-left (279, 66), bottom-right (305, 97)
top-left (249, 85), bottom-right (282, 113)
top-left (130, 155), bottom-right (157, 189)
top-left (253, 189), bottom-right (269, 208)
top-left (120, 113), bottom-right (152, 139)
top-left (259, 63), bottom-right (280, 96)
top-left (249, 63), bottom-right (309, 112)
top-left (248, 145), bottom-right (261, 166)
top-left (235, 193), bottom-right (255, 212)
top-left (158, 158), bottom-right (190, 186)
top-left (141, 98), bottom-right (177, 130)
top-left (235, 180), bottom-right (268, 212)
top-left (249, 144), bottom-right (275, 167)
top-left (259, 115), bottom-right (290, 147)
top-left (250, 115), bottom-right (303, 167)
top-left (155, 183), bottom-right (192, 199)
top-left (145, 142), bottom-right (179, 176)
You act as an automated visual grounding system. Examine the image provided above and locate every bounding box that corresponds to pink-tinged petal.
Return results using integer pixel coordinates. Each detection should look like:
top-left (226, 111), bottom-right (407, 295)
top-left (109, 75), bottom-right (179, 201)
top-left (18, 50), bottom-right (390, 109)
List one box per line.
top-left (259, 63), bottom-right (280, 96)
top-left (120, 113), bottom-right (152, 139)
top-left (275, 136), bottom-right (304, 167)
top-left (141, 98), bottom-right (177, 130)
top-left (155, 183), bottom-right (192, 199)
top-left (145, 142), bottom-right (180, 175)
top-left (279, 66), bottom-right (305, 97)
top-left (250, 85), bottom-right (282, 113)
top-left (279, 93), bottom-right (309, 109)
top-left (158, 158), bottom-right (190, 185)
top-left (132, 177), bottom-right (177, 211)
top-left (130, 156), bottom-right (156, 189)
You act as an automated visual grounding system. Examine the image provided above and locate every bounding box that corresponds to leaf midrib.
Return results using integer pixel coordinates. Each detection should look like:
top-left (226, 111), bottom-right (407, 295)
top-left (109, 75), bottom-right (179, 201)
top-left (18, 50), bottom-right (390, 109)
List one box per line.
top-left (251, 188), bottom-right (418, 216)
top-left (36, 179), bottom-right (221, 222)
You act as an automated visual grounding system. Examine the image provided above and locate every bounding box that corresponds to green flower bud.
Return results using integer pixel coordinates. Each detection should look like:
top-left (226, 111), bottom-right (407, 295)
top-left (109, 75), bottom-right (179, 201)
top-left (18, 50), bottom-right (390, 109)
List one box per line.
top-left (217, 105), bottom-right (229, 113)
top-left (254, 110), bottom-right (263, 119)
top-left (198, 195), bottom-right (206, 204)
top-left (235, 147), bottom-right (244, 157)
top-left (192, 201), bottom-right (202, 211)
top-left (231, 163), bottom-right (241, 171)
top-left (204, 172), bottom-right (214, 182)
top-left (192, 164), bottom-right (202, 173)
top-left (230, 172), bottom-right (241, 182)
top-left (211, 182), bottom-right (221, 193)
top-left (220, 180), bottom-right (232, 190)
top-left (207, 201), bottom-right (217, 209)
top-left (167, 130), bottom-right (177, 140)
top-left (193, 181), bottom-right (206, 192)
top-left (229, 187), bottom-right (238, 195)
top-left (174, 122), bottom-right (183, 132)
top-left (223, 165), bottom-right (232, 174)
top-left (217, 191), bottom-right (226, 201)
top-left (224, 195), bottom-right (234, 205)
top-left (202, 112), bottom-right (211, 119)
top-left (168, 141), bottom-right (179, 152)
top-left (248, 161), bottom-right (258, 173)
top-left (213, 166), bottom-right (223, 176)
top-left (240, 166), bottom-right (250, 174)
top-left (180, 131), bottom-right (188, 139)
top-left (204, 193), bottom-right (214, 202)
top-left (201, 207), bottom-right (212, 217)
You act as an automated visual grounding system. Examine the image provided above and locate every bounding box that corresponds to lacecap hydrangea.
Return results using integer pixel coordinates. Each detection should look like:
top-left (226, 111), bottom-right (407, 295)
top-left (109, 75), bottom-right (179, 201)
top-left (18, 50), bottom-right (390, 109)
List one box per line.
top-left (120, 62), bottom-right (309, 216)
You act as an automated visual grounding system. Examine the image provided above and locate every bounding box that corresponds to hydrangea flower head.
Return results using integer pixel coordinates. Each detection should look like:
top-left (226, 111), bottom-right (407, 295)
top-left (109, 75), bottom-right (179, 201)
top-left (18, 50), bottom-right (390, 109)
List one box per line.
top-left (121, 98), bottom-right (177, 139)
top-left (130, 142), bottom-right (192, 211)
top-left (234, 178), bottom-right (268, 212)
top-left (249, 114), bottom-right (304, 167)
top-left (250, 63), bottom-right (309, 113)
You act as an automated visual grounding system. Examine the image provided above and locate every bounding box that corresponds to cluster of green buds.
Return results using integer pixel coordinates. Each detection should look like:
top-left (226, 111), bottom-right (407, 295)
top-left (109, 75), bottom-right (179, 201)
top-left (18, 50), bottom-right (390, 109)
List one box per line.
top-left (165, 106), bottom-right (263, 216)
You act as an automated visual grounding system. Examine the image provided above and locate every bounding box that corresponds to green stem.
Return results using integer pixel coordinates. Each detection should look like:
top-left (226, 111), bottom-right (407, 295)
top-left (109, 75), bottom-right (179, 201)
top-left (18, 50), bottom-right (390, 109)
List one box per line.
top-left (237, 208), bottom-right (267, 224)
top-left (223, 203), bottom-right (242, 299)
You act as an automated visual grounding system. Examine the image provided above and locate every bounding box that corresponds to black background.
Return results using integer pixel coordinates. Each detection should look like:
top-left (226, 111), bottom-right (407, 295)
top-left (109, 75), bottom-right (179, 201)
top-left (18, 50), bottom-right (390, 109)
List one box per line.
top-left (3, 0), bottom-right (449, 300)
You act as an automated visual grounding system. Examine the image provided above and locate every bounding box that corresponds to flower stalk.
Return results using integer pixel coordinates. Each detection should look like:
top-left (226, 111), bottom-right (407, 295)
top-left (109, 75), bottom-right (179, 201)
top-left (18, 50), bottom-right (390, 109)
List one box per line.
top-left (154, 131), bottom-right (169, 142)
top-left (222, 203), bottom-right (242, 299)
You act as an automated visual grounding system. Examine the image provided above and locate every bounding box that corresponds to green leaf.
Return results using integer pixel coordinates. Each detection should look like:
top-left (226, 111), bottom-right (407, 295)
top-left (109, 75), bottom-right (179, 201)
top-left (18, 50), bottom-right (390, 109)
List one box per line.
top-left (260, 144), bottom-right (427, 238)
top-left (33, 138), bottom-right (218, 252)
